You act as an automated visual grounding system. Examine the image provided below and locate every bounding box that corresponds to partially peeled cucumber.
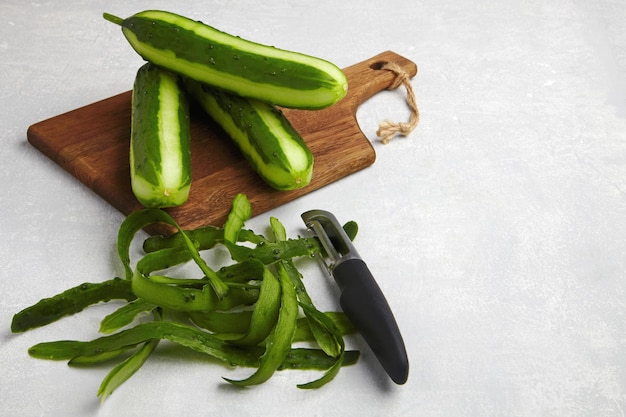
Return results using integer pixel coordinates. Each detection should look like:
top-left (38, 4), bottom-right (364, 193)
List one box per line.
top-left (103, 10), bottom-right (348, 110)
top-left (130, 63), bottom-right (192, 208)
top-left (186, 80), bottom-right (314, 190)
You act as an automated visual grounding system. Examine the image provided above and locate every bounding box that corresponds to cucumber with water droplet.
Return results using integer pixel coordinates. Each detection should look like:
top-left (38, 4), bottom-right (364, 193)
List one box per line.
top-left (103, 10), bottom-right (348, 110)
top-left (130, 62), bottom-right (192, 208)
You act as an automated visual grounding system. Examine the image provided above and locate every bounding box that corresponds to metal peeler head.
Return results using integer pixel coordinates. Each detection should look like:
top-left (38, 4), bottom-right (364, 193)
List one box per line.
top-left (301, 210), bottom-right (361, 272)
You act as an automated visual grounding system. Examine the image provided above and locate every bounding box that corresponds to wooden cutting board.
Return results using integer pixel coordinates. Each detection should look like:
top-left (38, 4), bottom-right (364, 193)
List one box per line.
top-left (27, 51), bottom-right (417, 235)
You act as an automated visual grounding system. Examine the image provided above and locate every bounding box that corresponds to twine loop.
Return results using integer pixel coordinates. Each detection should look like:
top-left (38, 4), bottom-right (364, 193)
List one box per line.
top-left (376, 61), bottom-right (419, 145)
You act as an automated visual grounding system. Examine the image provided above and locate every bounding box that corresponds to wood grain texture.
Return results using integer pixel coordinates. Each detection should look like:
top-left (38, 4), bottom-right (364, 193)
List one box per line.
top-left (27, 51), bottom-right (417, 234)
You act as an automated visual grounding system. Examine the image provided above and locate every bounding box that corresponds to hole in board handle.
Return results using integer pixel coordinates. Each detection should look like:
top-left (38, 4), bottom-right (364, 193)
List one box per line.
top-left (369, 61), bottom-right (388, 70)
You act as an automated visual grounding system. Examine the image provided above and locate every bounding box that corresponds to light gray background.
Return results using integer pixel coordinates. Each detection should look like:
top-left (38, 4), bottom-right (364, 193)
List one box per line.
top-left (2, 1), bottom-right (626, 416)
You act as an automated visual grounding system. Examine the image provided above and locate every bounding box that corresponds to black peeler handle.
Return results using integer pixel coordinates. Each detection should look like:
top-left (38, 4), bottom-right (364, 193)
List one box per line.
top-left (333, 258), bottom-right (409, 385)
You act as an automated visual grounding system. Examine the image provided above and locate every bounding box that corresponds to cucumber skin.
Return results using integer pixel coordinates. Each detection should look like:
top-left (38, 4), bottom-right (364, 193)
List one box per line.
top-left (131, 63), bottom-right (192, 208)
top-left (118, 10), bottom-right (348, 110)
top-left (186, 80), bottom-right (314, 191)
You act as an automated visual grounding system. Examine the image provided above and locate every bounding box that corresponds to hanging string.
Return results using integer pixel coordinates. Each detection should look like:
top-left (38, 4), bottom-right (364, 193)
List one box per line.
top-left (376, 61), bottom-right (420, 144)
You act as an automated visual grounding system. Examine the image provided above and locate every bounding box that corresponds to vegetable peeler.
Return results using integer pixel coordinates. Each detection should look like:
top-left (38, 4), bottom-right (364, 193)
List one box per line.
top-left (301, 210), bottom-right (409, 385)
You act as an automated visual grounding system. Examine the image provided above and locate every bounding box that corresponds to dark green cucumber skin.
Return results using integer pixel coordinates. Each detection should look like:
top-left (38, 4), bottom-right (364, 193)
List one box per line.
top-left (186, 80), bottom-right (314, 190)
top-left (131, 63), bottom-right (192, 208)
top-left (118, 10), bottom-right (347, 110)
top-left (11, 278), bottom-right (136, 333)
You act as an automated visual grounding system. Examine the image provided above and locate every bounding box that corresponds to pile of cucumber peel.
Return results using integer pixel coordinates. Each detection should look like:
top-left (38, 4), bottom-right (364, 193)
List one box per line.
top-left (12, 194), bottom-right (360, 400)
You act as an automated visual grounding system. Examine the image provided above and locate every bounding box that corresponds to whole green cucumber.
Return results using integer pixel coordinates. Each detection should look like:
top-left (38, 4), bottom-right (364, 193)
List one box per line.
top-left (186, 79), bottom-right (314, 190)
top-left (131, 63), bottom-right (192, 208)
top-left (103, 10), bottom-right (347, 110)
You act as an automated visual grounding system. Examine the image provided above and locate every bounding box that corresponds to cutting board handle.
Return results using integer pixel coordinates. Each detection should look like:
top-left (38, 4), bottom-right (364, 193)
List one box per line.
top-left (281, 50), bottom-right (417, 150)
top-left (342, 50), bottom-right (418, 114)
